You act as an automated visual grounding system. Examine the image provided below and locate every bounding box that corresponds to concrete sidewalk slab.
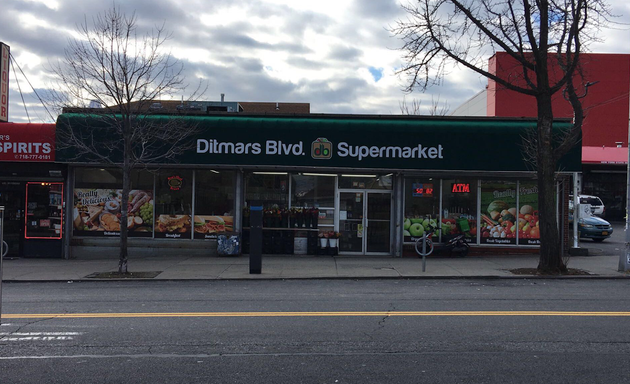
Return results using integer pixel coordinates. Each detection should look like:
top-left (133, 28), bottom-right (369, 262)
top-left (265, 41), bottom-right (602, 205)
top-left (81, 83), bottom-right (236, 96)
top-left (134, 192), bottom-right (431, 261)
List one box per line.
top-left (1, 253), bottom-right (629, 281)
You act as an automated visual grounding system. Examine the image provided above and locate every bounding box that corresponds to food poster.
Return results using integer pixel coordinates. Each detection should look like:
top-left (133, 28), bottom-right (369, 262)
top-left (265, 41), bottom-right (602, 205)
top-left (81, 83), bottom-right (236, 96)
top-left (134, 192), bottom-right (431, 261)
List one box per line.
top-left (154, 214), bottom-right (192, 238)
top-left (193, 215), bottom-right (234, 239)
top-left (518, 183), bottom-right (540, 245)
top-left (479, 182), bottom-right (517, 245)
top-left (73, 189), bottom-right (154, 237)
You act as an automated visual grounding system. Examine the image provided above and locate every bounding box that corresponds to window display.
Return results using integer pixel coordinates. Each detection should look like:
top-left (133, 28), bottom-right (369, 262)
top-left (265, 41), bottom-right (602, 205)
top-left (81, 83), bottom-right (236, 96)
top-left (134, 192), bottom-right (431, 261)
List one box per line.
top-left (73, 168), bottom-right (154, 237)
top-left (441, 179), bottom-right (477, 243)
top-left (244, 172), bottom-right (289, 228)
top-left (518, 182), bottom-right (540, 245)
top-left (291, 174), bottom-right (335, 230)
top-left (154, 170), bottom-right (192, 238)
top-left (479, 181), bottom-right (517, 245)
top-left (403, 178), bottom-right (440, 242)
top-left (25, 182), bottom-right (63, 239)
top-left (194, 170), bottom-right (235, 239)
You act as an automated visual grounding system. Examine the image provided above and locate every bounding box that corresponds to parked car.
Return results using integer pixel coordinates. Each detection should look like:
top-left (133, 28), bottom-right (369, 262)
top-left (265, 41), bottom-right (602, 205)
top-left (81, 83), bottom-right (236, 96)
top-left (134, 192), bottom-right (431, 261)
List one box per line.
top-left (569, 194), bottom-right (606, 218)
top-left (577, 216), bottom-right (613, 242)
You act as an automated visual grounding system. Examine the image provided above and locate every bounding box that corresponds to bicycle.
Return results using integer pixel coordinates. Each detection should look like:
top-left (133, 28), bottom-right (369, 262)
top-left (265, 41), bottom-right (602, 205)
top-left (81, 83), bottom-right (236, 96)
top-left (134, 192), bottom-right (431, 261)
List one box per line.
top-left (2, 240), bottom-right (8, 258)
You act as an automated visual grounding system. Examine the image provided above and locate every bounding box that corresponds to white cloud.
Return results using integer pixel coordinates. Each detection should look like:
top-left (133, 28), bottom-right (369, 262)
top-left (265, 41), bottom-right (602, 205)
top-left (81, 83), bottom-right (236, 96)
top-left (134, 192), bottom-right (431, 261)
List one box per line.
top-left (2, 0), bottom-right (629, 122)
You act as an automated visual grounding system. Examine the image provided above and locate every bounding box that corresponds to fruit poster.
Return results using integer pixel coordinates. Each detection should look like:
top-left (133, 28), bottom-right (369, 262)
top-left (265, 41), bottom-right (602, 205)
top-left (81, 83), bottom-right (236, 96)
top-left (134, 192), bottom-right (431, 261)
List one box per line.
top-left (479, 182), bottom-right (517, 245)
top-left (518, 183), bottom-right (540, 245)
top-left (73, 189), bottom-right (154, 237)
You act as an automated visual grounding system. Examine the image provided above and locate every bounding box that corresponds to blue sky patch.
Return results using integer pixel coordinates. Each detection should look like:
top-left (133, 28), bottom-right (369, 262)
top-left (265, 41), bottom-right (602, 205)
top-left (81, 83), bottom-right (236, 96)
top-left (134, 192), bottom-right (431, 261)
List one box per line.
top-left (368, 67), bottom-right (384, 82)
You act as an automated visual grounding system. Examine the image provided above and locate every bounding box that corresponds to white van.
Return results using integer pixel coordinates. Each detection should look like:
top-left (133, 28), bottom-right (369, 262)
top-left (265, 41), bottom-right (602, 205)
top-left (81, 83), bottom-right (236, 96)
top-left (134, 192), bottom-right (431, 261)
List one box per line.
top-left (569, 195), bottom-right (605, 218)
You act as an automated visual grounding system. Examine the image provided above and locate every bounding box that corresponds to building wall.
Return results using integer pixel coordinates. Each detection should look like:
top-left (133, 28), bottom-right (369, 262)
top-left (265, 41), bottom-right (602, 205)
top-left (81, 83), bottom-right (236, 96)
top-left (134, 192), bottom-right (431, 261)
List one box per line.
top-left (488, 52), bottom-right (630, 148)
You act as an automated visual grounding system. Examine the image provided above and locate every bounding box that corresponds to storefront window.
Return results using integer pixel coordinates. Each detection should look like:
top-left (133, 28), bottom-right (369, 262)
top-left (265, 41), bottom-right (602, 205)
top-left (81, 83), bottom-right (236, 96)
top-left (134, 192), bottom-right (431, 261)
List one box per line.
top-left (338, 174), bottom-right (392, 190)
top-left (193, 170), bottom-right (235, 239)
top-left (154, 170), bottom-right (193, 239)
top-left (403, 178), bottom-right (440, 242)
top-left (290, 174), bottom-right (336, 229)
top-left (479, 181), bottom-right (517, 245)
top-left (518, 182), bottom-right (540, 245)
top-left (72, 168), bottom-right (154, 237)
top-left (291, 174), bottom-right (335, 208)
top-left (25, 182), bottom-right (63, 239)
top-left (442, 179), bottom-right (477, 243)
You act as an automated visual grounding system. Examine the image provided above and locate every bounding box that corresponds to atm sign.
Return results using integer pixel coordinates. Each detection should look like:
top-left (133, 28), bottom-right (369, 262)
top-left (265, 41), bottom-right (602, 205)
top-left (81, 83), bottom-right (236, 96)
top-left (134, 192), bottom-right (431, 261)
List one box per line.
top-left (451, 183), bottom-right (471, 193)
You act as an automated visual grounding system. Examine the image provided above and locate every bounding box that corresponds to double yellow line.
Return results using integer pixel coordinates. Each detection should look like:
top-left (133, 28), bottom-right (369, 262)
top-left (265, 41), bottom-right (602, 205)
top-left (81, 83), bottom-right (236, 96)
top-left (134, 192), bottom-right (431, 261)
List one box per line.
top-left (3, 311), bottom-right (630, 319)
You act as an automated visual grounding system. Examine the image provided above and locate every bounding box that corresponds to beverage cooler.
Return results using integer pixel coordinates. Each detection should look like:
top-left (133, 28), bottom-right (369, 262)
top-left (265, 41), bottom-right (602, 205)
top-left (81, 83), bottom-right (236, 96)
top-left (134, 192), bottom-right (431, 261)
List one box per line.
top-left (23, 182), bottom-right (64, 257)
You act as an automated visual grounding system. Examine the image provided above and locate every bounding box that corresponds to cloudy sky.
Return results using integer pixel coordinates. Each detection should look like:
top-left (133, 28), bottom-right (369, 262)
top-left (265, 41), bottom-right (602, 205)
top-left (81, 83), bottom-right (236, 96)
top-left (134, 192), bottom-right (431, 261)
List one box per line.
top-left (2, 0), bottom-right (629, 123)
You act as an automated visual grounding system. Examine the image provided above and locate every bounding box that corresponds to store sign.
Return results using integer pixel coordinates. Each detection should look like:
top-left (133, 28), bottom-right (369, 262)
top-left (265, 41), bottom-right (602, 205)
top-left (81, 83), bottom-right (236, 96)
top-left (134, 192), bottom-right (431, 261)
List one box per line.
top-left (0, 123), bottom-right (55, 162)
top-left (0, 42), bottom-right (9, 122)
top-left (412, 183), bottom-right (433, 197)
top-left (451, 183), bottom-right (470, 193)
top-left (168, 175), bottom-right (183, 190)
top-left (56, 114), bottom-right (582, 172)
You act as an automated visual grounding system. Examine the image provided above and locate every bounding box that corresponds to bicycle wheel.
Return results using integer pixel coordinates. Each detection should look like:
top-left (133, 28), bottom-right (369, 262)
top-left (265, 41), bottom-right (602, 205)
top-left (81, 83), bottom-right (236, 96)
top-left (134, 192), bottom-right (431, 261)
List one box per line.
top-left (415, 236), bottom-right (434, 256)
top-left (2, 240), bottom-right (8, 257)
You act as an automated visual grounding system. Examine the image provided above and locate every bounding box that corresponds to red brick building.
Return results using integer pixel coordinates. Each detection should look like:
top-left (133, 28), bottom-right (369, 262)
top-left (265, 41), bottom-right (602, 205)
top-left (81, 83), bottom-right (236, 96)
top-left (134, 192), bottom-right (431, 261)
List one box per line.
top-left (454, 52), bottom-right (630, 219)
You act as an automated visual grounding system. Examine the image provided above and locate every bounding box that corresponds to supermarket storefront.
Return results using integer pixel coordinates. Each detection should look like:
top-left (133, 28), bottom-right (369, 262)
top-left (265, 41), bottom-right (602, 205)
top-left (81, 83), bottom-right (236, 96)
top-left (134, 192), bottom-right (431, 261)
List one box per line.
top-left (56, 113), bottom-right (580, 258)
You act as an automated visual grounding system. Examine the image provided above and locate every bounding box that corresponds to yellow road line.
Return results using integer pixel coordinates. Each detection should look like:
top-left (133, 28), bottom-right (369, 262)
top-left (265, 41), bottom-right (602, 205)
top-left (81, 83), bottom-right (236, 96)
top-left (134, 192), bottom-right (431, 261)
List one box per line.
top-left (3, 311), bottom-right (630, 319)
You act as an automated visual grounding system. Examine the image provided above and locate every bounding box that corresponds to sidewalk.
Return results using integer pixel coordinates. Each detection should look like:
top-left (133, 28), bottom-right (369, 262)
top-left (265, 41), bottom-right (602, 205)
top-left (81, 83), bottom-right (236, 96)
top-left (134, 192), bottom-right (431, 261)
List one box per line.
top-left (1, 252), bottom-right (628, 281)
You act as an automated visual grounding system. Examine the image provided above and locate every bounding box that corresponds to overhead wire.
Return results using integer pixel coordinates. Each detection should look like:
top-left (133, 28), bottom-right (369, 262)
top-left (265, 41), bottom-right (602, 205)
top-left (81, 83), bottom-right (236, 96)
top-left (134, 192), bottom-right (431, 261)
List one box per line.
top-left (10, 56), bottom-right (30, 122)
top-left (9, 52), bottom-right (56, 122)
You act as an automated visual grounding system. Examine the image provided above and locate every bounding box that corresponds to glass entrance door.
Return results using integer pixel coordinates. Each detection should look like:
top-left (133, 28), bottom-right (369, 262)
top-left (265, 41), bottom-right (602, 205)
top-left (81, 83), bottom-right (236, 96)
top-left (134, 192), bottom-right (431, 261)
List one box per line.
top-left (339, 192), bottom-right (364, 253)
top-left (366, 192), bottom-right (391, 253)
top-left (338, 191), bottom-right (391, 254)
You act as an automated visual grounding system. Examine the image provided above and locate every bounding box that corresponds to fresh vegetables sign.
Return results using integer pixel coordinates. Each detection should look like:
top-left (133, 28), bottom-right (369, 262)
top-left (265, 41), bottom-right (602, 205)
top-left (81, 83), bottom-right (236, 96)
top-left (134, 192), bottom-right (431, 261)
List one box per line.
top-left (480, 182), bottom-right (517, 245)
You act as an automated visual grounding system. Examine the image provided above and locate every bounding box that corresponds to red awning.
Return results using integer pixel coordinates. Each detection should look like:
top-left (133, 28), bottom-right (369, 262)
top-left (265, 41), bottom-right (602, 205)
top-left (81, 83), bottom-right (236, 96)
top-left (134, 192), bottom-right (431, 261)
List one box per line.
top-left (582, 146), bottom-right (628, 165)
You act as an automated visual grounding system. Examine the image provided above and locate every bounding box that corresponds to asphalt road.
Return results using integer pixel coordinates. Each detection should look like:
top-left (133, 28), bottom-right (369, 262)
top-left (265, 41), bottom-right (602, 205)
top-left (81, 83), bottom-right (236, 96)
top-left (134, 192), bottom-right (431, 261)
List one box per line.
top-left (2, 279), bottom-right (630, 384)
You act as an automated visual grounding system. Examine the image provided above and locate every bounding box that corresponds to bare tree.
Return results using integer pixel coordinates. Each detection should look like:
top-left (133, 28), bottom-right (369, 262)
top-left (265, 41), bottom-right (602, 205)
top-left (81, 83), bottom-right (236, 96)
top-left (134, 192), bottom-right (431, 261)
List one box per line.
top-left (51, 6), bottom-right (202, 273)
top-left (399, 95), bottom-right (450, 115)
top-left (391, 0), bottom-right (612, 273)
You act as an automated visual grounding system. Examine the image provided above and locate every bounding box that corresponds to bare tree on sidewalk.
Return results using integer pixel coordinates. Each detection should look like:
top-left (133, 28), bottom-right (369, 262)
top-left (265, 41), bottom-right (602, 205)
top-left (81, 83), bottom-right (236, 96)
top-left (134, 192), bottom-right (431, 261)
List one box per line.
top-left (391, 0), bottom-right (612, 273)
top-left (51, 6), bottom-right (203, 273)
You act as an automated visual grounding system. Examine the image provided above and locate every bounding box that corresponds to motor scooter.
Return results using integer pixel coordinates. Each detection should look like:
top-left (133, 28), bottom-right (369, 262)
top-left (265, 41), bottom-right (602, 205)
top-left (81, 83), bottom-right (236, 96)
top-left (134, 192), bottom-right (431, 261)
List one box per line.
top-left (442, 234), bottom-right (470, 257)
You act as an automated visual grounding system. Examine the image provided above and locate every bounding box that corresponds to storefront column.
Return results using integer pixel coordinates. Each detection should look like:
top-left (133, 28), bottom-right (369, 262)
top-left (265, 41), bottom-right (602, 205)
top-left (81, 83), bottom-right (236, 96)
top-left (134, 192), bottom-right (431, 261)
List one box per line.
top-left (63, 166), bottom-right (74, 259)
top-left (393, 173), bottom-right (404, 257)
top-left (235, 169), bottom-right (243, 234)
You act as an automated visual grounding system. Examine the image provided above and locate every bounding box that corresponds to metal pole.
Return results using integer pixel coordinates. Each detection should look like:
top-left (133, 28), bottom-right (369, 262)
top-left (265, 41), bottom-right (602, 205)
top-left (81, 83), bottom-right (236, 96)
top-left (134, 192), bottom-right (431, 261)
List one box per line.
top-left (1, 206), bottom-right (5, 324)
top-left (620, 112), bottom-right (630, 271)
top-left (422, 233), bottom-right (427, 272)
top-left (573, 172), bottom-right (579, 249)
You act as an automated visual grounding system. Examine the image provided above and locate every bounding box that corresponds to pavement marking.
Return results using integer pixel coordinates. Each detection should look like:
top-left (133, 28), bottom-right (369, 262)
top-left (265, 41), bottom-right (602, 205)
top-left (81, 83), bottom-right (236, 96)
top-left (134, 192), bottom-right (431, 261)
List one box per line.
top-left (0, 332), bottom-right (83, 342)
top-left (2, 311), bottom-right (630, 319)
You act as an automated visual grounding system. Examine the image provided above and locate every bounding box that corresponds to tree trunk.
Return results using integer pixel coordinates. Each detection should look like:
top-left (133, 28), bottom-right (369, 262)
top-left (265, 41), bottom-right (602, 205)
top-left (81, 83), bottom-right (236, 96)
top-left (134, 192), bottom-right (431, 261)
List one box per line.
top-left (536, 92), bottom-right (567, 273)
top-left (119, 124), bottom-right (131, 274)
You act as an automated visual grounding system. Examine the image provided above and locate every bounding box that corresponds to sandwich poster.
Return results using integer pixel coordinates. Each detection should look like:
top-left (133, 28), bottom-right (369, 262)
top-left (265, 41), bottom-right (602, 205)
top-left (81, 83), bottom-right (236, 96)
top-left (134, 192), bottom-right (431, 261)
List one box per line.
top-left (154, 214), bottom-right (192, 238)
top-left (193, 215), bottom-right (234, 239)
top-left (73, 189), bottom-right (154, 237)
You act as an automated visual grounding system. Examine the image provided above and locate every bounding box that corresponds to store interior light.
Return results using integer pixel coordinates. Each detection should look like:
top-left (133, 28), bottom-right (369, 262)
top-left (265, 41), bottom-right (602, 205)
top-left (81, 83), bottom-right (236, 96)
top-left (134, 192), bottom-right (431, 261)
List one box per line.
top-left (210, 169), bottom-right (220, 173)
top-left (302, 173), bottom-right (337, 177)
top-left (383, 173), bottom-right (393, 177)
top-left (341, 174), bottom-right (377, 178)
top-left (252, 171), bottom-right (288, 175)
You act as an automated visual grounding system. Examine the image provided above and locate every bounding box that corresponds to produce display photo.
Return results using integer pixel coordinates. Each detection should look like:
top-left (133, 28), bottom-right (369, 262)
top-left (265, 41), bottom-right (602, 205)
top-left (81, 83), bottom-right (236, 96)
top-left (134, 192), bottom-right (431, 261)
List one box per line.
top-left (517, 183), bottom-right (540, 245)
top-left (479, 182), bottom-right (517, 245)
top-left (73, 189), bottom-right (154, 237)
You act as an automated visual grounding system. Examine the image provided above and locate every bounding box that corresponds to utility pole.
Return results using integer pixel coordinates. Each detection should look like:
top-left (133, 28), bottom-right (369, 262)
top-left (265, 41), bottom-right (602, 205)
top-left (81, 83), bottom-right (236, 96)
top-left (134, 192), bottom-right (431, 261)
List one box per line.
top-left (621, 106), bottom-right (630, 272)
